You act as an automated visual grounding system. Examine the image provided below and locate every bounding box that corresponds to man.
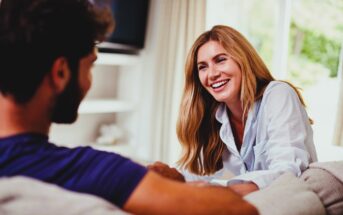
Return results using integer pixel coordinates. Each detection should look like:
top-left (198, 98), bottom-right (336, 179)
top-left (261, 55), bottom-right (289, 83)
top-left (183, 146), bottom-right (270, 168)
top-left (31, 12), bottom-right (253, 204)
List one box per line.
top-left (0, 0), bottom-right (258, 214)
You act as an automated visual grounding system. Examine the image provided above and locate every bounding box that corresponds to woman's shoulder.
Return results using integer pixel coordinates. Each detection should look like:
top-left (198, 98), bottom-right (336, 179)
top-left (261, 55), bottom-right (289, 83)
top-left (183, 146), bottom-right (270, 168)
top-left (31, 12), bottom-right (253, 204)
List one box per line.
top-left (263, 81), bottom-right (297, 98)
top-left (260, 81), bottom-right (301, 108)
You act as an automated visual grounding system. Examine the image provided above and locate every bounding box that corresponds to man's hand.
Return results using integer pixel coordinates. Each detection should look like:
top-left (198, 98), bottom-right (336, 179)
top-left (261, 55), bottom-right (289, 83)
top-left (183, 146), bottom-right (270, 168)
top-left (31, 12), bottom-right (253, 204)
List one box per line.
top-left (147, 161), bottom-right (185, 182)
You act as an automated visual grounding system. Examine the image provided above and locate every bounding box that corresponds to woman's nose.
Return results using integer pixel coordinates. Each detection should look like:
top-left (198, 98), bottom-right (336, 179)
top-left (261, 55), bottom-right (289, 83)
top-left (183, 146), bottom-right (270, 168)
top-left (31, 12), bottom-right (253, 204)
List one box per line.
top-left (208, 66), bottom-right (221, 80)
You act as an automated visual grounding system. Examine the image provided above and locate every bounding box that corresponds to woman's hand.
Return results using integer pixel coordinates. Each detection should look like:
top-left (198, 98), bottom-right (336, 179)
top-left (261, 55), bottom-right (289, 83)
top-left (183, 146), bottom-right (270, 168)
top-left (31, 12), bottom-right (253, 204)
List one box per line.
top-left (229, 182), bottom-right (259, 196)
top-left (147, 161), bottom-right (185, 182)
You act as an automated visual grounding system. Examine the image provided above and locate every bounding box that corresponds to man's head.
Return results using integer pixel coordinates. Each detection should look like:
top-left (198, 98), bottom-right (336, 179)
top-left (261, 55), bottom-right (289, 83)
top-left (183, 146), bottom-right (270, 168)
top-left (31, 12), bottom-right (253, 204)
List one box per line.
top-left (0, 0), bottom-right (113, 123)
top-left (51, 48), bottom-right (98, 123)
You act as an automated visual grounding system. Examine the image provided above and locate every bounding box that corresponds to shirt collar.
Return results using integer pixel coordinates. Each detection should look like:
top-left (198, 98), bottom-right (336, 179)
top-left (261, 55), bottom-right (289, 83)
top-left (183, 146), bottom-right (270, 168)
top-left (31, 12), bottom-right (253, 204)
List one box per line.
top-left (215, 101), bottom-right (261, 123)
top-left (215, 103), bottom-right (229, 124)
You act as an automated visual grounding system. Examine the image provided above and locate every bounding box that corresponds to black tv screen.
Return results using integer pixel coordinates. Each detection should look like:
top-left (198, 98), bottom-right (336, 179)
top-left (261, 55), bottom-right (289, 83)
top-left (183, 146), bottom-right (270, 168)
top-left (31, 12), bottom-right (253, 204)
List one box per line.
top-left (97, 0), bottom-right (150, 54)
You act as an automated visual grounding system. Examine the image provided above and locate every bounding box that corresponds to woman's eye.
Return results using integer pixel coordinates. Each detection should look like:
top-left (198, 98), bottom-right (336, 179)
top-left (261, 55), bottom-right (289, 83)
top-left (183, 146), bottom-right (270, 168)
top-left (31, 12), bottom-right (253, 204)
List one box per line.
top-left (217, 57), bottom-right (226, 63)
top-left (198, 65), bottom-right (206, 71)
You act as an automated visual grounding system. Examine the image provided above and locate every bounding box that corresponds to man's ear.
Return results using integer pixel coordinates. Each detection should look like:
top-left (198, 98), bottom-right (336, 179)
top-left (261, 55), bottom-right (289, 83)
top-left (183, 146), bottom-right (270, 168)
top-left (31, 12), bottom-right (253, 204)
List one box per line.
top-left (49, 57), bottom-right (71, 93)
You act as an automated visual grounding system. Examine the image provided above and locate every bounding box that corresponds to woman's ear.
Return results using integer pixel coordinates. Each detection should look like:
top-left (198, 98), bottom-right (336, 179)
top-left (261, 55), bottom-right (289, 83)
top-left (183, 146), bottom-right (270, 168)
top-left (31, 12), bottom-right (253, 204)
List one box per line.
top-left (49, 57), bottom-right (71, 93)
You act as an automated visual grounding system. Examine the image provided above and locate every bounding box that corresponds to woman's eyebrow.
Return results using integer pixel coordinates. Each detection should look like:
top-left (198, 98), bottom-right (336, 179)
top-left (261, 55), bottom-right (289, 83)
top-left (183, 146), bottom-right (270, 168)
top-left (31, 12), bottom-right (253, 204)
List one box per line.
top-left (197, 53), bottom-right (227, 65)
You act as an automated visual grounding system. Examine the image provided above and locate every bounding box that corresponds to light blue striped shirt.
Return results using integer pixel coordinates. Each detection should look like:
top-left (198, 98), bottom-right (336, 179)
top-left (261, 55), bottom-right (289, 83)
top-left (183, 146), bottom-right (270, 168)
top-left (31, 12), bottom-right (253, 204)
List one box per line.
top-left (182, 81), bottom-right (317, 189)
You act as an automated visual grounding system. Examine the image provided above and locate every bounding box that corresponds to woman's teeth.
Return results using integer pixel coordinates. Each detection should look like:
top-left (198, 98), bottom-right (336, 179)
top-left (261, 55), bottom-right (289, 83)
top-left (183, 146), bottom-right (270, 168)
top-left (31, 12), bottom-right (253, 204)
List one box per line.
top-left (211, 80), bottom-right (229, 89)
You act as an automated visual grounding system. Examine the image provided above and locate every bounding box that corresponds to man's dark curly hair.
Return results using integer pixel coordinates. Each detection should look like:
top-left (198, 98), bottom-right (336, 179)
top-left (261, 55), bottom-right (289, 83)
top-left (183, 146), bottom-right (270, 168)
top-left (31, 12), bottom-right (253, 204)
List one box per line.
top-left (0, 0), bottom-right (114, 103)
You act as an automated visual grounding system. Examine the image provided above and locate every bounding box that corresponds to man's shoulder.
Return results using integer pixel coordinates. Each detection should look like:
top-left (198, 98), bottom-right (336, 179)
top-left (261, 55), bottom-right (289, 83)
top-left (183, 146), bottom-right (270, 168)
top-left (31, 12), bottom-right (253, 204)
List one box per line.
top-left (0, 132), bottom-right (128, 169)
top-left (0, 132), bottom-right (121, 157)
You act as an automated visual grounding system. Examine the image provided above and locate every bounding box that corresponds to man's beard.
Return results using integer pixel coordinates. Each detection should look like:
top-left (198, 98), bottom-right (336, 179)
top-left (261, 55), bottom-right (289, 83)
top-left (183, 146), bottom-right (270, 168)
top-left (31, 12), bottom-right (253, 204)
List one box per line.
top-left (51, 75), bottom-right (83, 124)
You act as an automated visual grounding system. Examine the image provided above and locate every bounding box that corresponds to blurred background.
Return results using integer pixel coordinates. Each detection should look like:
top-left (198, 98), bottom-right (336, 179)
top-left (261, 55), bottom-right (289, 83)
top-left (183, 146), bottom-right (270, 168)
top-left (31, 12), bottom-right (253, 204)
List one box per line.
top-left (50, 0), bottom-right (343, 165)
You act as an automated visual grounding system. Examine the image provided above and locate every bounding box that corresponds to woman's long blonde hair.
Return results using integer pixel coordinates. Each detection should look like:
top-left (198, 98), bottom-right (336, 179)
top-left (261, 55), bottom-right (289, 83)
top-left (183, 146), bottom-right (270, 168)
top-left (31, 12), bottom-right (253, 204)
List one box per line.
top-left (177, 25), bottom-right (307, 175)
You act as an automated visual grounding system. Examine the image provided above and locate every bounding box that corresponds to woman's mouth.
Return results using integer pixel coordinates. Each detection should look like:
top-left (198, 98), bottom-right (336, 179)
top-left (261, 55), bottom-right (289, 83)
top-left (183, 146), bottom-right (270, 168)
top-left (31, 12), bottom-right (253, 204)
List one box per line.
top-left (211, 79), bottom-right (229, 89)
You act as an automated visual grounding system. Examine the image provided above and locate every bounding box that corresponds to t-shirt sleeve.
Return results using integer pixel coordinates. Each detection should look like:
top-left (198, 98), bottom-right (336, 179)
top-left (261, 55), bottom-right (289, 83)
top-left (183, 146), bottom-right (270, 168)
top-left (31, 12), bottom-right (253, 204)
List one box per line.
top-left (64, 147), bottom-right (147, 208)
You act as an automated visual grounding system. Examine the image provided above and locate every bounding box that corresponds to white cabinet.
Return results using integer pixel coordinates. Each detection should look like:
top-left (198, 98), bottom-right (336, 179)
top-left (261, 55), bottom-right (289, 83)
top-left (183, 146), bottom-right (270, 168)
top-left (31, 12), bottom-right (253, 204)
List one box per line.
top-left (50, 52), bottom-right (143, 161)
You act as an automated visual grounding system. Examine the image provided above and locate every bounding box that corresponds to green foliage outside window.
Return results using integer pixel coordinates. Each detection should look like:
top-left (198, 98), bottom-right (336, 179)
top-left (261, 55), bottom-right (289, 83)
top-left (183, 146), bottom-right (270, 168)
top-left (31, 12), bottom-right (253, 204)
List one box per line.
top-left (287, 0), bottom-right (343, 87)
top-left (290, 22), bottom-right (340, 78)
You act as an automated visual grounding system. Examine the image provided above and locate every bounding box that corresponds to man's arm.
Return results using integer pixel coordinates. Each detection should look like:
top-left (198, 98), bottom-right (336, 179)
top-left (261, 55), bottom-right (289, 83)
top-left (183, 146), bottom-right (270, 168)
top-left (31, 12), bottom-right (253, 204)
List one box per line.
top-left (123, 171), bottom-right (259, 215)
top-left (148, 161), bottom-right (259, 196)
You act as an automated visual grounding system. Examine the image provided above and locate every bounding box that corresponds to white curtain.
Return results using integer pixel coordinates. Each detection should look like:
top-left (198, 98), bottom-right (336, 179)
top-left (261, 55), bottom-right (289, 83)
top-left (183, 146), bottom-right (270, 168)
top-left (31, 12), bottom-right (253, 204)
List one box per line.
top-left (150, 0), bottom-right (206, 164)
top-left (333, 44), bottom-right (343, 146)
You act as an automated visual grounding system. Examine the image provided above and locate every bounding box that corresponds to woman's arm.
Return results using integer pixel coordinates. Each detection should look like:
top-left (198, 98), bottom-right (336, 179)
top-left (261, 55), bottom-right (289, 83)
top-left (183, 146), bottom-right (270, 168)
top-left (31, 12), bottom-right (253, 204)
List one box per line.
top-left (229, 82), bottom-right (316, 189)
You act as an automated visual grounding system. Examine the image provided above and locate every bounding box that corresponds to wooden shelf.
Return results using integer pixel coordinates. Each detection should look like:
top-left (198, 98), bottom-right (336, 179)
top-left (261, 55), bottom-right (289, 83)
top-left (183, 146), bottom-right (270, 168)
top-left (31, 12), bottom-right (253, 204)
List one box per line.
top-left (78, 99), bottom-right (134, 114)
top-left (95, 52), bottom-right (140, 66)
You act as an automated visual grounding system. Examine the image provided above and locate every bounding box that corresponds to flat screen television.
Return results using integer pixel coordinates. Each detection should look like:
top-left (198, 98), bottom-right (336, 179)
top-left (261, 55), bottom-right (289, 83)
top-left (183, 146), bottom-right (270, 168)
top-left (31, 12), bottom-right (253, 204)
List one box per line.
top-left (96, 0), bottom-right (150, 55)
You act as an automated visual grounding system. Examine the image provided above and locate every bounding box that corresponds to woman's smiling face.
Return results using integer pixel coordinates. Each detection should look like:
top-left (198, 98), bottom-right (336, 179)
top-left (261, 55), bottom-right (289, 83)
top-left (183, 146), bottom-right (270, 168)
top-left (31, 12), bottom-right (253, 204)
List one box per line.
top-left (197, 40), bottom-right (242, 106)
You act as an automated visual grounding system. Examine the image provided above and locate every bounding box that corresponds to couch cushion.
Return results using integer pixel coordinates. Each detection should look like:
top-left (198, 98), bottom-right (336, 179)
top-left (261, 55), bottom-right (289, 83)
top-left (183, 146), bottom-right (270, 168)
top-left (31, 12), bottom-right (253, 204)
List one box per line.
top-left (0, 176), bottom-right (129, 215)
top-left (244, 172), bottom-right (325, 215)
top-left (301, 161), bottom-right (343, 215)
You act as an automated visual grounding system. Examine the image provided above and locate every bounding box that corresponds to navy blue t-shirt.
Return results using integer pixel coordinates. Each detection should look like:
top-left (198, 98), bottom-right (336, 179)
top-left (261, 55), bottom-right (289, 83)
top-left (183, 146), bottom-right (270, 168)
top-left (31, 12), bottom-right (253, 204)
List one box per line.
top-left (0, 133), bottom-right (148, 207)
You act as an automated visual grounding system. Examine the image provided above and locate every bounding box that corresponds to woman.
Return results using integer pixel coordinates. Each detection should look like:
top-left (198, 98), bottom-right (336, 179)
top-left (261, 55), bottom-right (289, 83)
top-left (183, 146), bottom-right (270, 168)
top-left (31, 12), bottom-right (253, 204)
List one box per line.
top-left (149, 25), bottom-right (317, 195)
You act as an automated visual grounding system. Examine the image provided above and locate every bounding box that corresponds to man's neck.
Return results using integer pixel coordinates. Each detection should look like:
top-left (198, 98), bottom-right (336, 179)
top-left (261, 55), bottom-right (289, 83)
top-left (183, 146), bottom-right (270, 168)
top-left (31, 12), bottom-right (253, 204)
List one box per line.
top-left (0, 95), bottom-right (51, 137)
